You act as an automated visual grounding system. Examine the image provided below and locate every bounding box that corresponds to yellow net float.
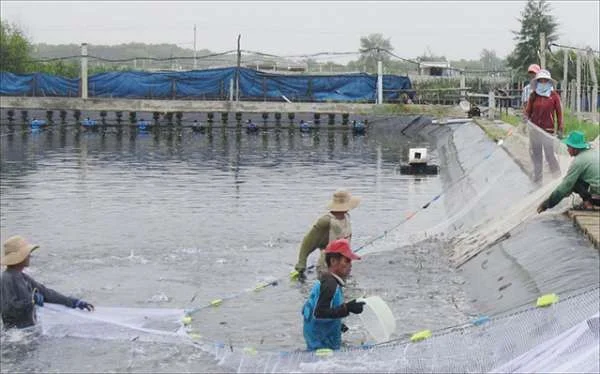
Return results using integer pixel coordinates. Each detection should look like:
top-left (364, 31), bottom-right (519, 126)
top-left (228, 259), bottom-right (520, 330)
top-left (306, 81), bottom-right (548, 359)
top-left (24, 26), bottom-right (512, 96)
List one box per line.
top-left (315, 348), bottom-right (333, 357)
top-left (536, 293), bottom-right (559, 307)
top-left (410, 329), bottom-right (432, 342)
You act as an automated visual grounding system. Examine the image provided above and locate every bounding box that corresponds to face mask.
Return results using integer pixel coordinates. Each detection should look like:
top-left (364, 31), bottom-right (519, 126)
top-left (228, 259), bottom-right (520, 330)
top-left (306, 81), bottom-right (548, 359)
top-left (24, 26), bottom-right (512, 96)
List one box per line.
top-left (535, 82), bottom-right (552, 97)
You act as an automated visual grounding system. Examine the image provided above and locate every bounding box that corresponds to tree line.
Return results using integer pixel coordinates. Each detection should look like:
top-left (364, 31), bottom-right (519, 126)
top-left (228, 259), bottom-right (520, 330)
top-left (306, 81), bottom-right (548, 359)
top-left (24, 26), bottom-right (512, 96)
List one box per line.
top-left (0, 21), bottom-right (506, 78)
top-left (1, 0), bottom-right (597, 83)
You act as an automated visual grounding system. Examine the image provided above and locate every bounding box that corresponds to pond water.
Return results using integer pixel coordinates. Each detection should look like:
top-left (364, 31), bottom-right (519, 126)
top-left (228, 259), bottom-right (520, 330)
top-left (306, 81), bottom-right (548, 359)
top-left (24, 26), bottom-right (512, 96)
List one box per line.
top-left (1, 117), bottom-right (597, 373)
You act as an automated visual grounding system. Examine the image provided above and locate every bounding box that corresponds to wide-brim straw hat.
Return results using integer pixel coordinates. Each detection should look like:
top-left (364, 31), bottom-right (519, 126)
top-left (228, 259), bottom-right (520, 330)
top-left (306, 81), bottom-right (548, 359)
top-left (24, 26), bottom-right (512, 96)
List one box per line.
top-left (1, 236), bottom-right (39, 266)
top-left (327, 189), bottom-right (361, 212)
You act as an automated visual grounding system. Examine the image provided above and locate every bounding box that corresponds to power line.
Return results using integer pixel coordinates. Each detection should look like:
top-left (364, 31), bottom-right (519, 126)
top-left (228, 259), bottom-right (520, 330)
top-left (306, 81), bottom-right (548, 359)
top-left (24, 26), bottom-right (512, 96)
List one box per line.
top-left (30, 50), bottom-right (238, 63)
top-left (381, 49), bottom-right (510, 74)
top-left (380, 49), bottom-right (420, 65)
top-left (27, 47), bottom-right (513, 75)
top-left (550, 43), bottom-right (600, 55)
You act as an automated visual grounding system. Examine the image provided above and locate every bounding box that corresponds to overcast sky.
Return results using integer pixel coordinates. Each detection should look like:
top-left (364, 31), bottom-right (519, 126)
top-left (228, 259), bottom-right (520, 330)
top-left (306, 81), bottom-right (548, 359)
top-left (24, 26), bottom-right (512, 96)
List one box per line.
top-left (1, 1), bottom-right (598, 62)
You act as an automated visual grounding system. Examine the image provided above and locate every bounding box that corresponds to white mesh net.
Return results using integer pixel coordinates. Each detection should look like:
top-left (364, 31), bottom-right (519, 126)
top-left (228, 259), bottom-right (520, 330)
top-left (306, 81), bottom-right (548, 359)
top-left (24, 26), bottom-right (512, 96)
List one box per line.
top-left (207, 286), bottom-right (600, 373)
top-left (39, 304), bottom-right (190, 344)
top-left (448, 120), bottom-right (573, 267)
top-left (28, 119), bottom-right (599, 373)
top-left (33, 286), bottom-right (598, 373)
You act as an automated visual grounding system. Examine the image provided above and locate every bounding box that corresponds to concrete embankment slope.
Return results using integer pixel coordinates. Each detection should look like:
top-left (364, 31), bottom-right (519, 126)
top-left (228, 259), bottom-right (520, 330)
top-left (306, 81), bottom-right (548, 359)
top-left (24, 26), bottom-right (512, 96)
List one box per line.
top-left (473, 117), bottom-right (600, 252)
top-left (435, 118), bottom-right (599, 315)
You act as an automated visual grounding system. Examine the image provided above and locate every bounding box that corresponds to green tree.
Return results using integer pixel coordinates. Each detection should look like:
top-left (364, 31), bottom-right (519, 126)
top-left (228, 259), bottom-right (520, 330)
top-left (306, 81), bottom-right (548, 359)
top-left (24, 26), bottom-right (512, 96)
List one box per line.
top-left (506, 0), bottom-right (558, 75)
top-left (358, 33), bottom-right (393, 73)
top-left (0, 20), bottom-right (33, 73)
top-left (480, 49), bottom-right (504, 71)
top-left (546, 48), bottom-right (600, 89)
top-left (31, 60), bottom-right (78, 77)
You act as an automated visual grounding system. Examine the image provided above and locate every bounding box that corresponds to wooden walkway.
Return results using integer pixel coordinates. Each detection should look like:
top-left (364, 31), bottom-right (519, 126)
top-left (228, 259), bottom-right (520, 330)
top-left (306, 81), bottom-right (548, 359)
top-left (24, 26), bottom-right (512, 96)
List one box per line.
top-left (567, 210), bottom-right (600, 249)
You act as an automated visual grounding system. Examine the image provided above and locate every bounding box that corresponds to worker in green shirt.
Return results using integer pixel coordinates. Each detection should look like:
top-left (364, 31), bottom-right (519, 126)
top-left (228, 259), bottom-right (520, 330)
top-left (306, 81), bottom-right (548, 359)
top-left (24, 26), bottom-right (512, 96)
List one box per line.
top-left (538, 131), bottom-right (600, 213)
top-left (292, 189), bottom-right (361, 281)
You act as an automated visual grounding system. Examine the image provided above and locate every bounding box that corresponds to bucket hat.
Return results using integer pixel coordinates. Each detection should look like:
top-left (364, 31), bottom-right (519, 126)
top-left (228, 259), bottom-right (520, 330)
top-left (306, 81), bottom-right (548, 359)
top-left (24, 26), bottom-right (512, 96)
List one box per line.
top-left (533, 69), bottom-right (556, 83)
top-left (563, 131), bottom-right (590, 150)
top-left (324, 238), bottom-right (360, 261)
top-left (1, 236), bottom-right (39, 266)
top-left (327, 189), bottom-right (361, 212)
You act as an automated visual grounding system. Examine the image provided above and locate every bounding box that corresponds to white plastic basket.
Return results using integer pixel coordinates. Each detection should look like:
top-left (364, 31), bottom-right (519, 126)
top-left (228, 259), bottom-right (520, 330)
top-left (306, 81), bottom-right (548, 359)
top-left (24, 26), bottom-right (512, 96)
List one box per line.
top-left (357, 296), bottom-right (396, 343)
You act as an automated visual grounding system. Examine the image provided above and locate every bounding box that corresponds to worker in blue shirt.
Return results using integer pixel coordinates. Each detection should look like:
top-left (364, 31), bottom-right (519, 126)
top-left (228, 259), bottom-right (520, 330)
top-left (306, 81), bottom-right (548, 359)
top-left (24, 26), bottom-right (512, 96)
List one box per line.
top-left (301, 238), bottom-right (364, 351)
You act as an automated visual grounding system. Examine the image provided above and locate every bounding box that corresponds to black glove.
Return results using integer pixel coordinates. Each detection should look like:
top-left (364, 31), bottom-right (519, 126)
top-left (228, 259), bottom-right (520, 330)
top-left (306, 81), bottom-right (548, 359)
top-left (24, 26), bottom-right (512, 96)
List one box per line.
top-left (341, 323), bottom-right (349, 333)
top-left (297, 270), bottom-right (306, 282)
top-left (346, 299), bottom-right (365, 314)
top-left (73, 299), bottom-right (95, 311)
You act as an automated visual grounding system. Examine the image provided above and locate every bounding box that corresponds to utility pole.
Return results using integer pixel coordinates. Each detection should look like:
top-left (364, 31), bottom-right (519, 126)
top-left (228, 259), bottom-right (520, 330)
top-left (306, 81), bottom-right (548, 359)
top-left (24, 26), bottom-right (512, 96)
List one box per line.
top-left (539, 32), bottom-right (546, 69)
top-left (236, 34), bottom-right (241, 102)
top-left (80, 43), bottom-right (88, 99)
top-left (193, 24), bottom-right (197, 70)
top-left (376, 47), bottom-right (383, 105)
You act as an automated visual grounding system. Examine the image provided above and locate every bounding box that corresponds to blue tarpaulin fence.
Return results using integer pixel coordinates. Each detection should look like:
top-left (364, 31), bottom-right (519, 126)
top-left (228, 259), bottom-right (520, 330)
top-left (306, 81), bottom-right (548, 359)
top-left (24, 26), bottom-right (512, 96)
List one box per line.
top-left (0, 67), bottom-right (413, 102)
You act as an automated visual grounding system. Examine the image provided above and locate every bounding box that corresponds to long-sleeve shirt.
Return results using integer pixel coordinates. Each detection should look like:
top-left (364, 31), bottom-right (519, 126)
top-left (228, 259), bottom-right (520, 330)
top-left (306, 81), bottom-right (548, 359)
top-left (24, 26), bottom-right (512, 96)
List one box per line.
top-left (521, 83), bottom-right (533, 107)
top-left (526, 91), bottom-right (563, 133)
top-left (294, 213), bottom-right (352, 272)
top-left (0, 268), bottom-right (76, 329)
top-left (546, 148), bottom-right (600, 209)
top-left (314, 272), bottom-right (349, 319)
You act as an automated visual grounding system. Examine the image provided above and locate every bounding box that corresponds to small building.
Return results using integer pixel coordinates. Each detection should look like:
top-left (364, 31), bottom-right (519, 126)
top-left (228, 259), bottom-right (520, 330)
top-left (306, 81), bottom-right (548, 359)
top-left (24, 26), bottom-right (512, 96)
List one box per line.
top-left (418, 61), bottom-right (458, 77)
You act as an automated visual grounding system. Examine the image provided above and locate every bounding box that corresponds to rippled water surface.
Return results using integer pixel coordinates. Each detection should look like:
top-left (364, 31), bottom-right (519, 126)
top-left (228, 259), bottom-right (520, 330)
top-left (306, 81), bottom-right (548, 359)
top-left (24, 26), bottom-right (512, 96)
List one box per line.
top-left (1, 118), bottom-right (597, 373)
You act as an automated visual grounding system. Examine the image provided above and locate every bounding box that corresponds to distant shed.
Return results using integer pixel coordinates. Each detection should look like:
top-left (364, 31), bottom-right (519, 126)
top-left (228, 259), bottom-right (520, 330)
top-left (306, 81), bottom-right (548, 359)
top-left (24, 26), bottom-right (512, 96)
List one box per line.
top-left (418, 61), bottom-right (458, 77)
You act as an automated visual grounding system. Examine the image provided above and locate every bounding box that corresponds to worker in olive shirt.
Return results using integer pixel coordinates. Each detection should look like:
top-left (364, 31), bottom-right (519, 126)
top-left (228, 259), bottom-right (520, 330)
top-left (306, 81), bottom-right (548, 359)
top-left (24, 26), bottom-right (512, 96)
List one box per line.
top-left (538, 131), bottom-right (600, 213)
top-left (302, 239), bottom-right (365, 351)
top-left (1, 236), bottom-right (94, 330)
top-left (292, 189), bottom-right (361, 281)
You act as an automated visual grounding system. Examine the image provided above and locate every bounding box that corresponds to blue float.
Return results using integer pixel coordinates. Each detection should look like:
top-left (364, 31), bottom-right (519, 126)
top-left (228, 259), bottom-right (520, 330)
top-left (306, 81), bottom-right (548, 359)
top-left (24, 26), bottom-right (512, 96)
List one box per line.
top-left (82, 118), bottom-right (97, 127)
top-left (30, 119), bottom-right (46, 128)
top-left (299, 120), bottom-right (312, 133)
top-left (246, 120), bottom-right (258, 133)
top-left (191, 120), bottom-right (205, 132)
top-left (353, 120), bottom-right (366, 134)
top-left (137, 119), bottom-right (150, 131)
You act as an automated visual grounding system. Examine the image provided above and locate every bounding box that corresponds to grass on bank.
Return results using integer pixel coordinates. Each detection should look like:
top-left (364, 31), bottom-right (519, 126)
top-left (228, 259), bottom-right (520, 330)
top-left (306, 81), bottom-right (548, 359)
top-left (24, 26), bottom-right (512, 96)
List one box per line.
top-left (501, 110), bottom-right (599, 142)
top-left (563, 111), bottom-right (600, 142)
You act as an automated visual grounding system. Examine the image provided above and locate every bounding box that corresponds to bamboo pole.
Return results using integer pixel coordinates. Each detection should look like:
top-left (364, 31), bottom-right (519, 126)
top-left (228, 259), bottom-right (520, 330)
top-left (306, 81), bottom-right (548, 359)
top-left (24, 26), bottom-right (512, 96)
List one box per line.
top-left (561, 50), bottom-right (568, 106)
top-left (588, 50), bottom-right (599, 123)
top-left (576, 52), bottom-right (582, 118)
